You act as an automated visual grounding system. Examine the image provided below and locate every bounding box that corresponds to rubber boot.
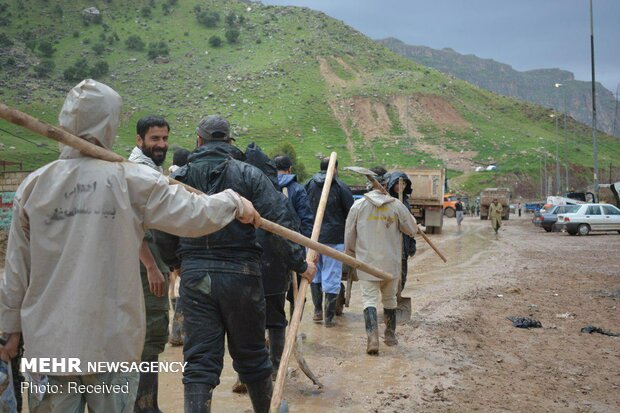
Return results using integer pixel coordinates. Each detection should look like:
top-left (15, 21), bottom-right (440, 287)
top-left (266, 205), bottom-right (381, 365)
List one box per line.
top-left (184, 382), bottom-right (212, 413)
top-left (335, 283), bottom-right (345, 316)
top-left (232, 375), bottom-right (247, 393)
top-left (246, 375), bottom-right (273, 413)
top-left (169, 298), bottom-right (185, 346)
top-left (383, 308), bottom-right (398, 346)
top-left (269, 327), bottom-right (286, 380)
top-left (324, 293), bottom-right (338, 327)
top-left (134, 356), bottom-right (162, 413)
top-left (364, 307), bottom-right (379, 355)
top-left (310, 283), bottom-right (323, 322)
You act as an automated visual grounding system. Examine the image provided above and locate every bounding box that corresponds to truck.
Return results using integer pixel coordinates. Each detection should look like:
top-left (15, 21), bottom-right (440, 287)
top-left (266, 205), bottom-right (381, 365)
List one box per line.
top-left (402, 168), bottom-right (445, 234)
top-left (479, 188), bottom-right (511, 220)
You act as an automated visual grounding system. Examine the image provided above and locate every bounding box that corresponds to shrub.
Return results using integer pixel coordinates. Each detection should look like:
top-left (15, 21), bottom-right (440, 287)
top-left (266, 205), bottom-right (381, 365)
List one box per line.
top-left (72, 30), bottom-right (80, 38)
top-left (208, 35), bottom-right (222, 47)
top-left (63, 58), bottom-right (90, 81)
top-left (147, 40), bottom-right (169, 59)
top-left (91, 60), bottom-right (109, 78)
top-left (196, 11), bottom-right (219, 27)
top-left (0, 32), bottom-right (13, 47)
top-left (34, 59), bottom-right (55, 77)
top-left (53, 5), bottom-right (63, 18)
top-left (225, 28), bottom-right (239, 44)
top-left (141, 6), bottom-right (151, 18)
top-left (38, 41), bottom-right (55, 57)
top-left (225, 12), bottom-right (236, 26)
top-left (92, 43), bottom-right (106, 55)
top-left (125, 34), bottom-right (145, 51)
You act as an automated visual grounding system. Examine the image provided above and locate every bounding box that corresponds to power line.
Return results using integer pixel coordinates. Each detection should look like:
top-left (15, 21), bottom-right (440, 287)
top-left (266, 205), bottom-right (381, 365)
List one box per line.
top-left (0, 127), bottom-right (59, 153)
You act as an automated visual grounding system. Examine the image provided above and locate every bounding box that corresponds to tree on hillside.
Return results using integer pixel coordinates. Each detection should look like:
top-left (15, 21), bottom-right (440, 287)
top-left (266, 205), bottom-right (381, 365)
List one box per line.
top-left (147, 40), bottom-right (169, 59)
top-left (92, 42), bottom-right (106, 55)
top-left (34, 59), bottom-right (55, 78)
top-left (125, 34), bottom-right (145, 51)
top-left (38, 41), bottom-right (55, 57)
top-left (141, 6), bottom-right (152, 18)
top-left (225, 12), bottom-right (237, 26)
top-left (0, 33), bottom-right (13, 48)
top-left (196, 11), bottom-right (219, 27)
top-left (271, 142), bottom-right (308, 181)
top-left (63, 58), bottom-right (90, 82)
top-left (225, 28), bottom-right (240, 44)
top-left (208, 35), bottom-right (222, 48)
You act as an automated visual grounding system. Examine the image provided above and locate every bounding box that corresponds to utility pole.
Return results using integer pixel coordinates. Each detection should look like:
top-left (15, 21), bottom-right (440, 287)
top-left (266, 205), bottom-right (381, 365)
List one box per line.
top-left (539, 153), bottom-right (543, 198)
top-left (590, 0), bottom-right (599, 197)
top-left (556, 142), bottom-right (561, 195)
top-left (564, 93), bottom-right (569, 191)
top-left (543, 146), bottom-right (548, 197)
top-left (613, 84), bottom-right (619, 138)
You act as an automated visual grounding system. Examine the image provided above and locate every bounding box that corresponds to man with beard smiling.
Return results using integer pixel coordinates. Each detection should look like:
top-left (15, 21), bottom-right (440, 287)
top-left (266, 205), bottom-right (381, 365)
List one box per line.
top-left (128, 115), bottom-right (171, 413)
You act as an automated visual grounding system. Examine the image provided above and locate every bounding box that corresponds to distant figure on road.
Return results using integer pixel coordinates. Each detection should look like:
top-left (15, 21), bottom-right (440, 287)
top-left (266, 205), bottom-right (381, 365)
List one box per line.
top-left (489, 198), bottom-right (503, 234)
top-left (517, 202), bottom-right (522, 217)
top-left (455, 198), bottom-right (464, 226)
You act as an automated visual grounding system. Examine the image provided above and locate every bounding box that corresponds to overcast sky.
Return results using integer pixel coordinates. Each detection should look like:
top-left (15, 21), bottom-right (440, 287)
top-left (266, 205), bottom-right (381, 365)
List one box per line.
top-left (262, 0), bottom-right (620, 94)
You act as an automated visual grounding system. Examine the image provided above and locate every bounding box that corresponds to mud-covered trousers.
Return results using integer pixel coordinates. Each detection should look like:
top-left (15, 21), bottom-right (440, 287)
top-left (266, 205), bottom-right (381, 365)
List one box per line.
top-left (180, 267), bottom-right (272, 388)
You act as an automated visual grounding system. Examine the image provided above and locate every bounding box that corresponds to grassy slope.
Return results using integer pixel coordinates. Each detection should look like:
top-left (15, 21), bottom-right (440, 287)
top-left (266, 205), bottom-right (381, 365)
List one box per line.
top-left (0, 0), bottom-right (618, 196)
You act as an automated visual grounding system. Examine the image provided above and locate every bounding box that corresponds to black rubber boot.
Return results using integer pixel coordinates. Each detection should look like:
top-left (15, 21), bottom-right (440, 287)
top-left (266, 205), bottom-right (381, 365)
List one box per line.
top-left (310, 283), bottom-right (323, 322)
top-left (364, 307), bottom-right (379, 355)
top-left (184, 382), bottom-right (213, 413)
top-left (246, 375), bottom-right (273, 413)
top-left (269, 327), bottom-right (286, 380)
top-left (335, 283), bottom-right (345, 316)
top-left (324, 293), bottom-right (338, 327)
top-left (383, 308), bottom-right (398, 346)
top-left (134, 356), bottom-right (162, 413)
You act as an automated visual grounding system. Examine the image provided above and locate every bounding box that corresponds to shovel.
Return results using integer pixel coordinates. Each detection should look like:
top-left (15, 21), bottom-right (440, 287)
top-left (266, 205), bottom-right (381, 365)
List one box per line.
top-left (396, 177), bottom-right (412, 323)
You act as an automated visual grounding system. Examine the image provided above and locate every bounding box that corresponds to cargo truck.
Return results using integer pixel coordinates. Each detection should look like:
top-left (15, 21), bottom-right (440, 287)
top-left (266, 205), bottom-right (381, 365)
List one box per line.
top-left (479, 188), bottom-right (511, 220)
top-left (402, 168), bottom-right (445, 234)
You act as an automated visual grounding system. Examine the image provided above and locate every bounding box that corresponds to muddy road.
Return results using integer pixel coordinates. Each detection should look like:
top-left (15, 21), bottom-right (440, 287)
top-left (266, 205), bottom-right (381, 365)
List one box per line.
top-left (157, 215), bottom-right (619, 412)
top-left (11, 214), bottom-right (619, 412)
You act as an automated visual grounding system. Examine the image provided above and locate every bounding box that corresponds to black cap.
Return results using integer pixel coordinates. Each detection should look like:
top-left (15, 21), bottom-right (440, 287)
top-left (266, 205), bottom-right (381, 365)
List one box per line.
top-left (196, 115), bottom-right (232, 141)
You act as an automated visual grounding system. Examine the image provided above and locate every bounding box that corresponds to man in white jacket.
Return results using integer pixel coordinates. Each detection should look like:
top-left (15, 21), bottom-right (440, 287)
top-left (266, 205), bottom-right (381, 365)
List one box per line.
top-left (345, 188), bottom-right (418, 355)
top-left (0, 79), bottom-right (259, 413)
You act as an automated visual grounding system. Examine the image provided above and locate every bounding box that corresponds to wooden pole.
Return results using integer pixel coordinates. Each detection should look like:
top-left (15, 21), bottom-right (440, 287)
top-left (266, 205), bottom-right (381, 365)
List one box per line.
top-left (270, 152), bottom-right (337, 412)
top-left (0, 103), bottom-right (396, 278)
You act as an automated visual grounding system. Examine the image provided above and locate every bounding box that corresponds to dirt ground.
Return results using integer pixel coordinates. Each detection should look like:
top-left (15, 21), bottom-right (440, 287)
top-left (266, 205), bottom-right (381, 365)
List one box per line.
top-left (9, 213), bottom-right (620, 412)
top-left (159, 214), bottom-right (619, 412)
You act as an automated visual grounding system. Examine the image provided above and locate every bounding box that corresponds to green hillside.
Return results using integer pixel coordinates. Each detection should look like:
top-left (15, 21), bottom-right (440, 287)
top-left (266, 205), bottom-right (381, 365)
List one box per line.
top-left (0, 0), bottom-right (618, 197)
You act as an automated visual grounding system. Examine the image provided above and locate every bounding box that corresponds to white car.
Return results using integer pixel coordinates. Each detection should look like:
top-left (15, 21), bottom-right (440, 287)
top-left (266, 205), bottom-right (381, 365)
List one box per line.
top-left (556, 203), bottom-right (620, 236)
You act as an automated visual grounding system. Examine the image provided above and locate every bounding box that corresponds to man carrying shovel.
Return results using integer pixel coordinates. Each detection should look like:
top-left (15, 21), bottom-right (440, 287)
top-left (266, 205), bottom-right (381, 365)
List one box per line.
top-left (345, 181), bottom-right (419, 354)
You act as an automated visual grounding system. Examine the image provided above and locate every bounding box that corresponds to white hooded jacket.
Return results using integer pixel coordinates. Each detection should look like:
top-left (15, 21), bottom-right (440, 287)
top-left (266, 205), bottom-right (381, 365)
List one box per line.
top-left (345, 190), bottom-right (418, 282)
top-left (0, 80), bottom-right (244, 371)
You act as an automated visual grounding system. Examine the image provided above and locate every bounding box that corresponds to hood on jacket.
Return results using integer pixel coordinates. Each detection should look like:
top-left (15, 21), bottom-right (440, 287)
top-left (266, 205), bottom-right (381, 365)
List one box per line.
top-left (363, 189), bottom-right (396, 207)
top-left (310, 171), bottom-right (328, 185)
top-left (59, 79), bottom-right (122, 159)
top-left (245, 142), bottom-right (279, 190)
top-left (386, 171), bottom-right (412, 197)
top-left (278, 173), bottom-right (297, 187)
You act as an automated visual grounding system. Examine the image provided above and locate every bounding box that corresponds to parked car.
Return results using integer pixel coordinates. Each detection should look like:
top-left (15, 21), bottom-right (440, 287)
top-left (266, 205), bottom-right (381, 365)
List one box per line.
top-left (556, 203), bottom-right (620, 235)
top-left (532, 205), bottom-right (580, 232)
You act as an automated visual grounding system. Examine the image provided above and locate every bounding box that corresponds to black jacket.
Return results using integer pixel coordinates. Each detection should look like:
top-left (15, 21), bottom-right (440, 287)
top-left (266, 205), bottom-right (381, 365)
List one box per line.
top-left (156, 141), bottom-right (307, 282)
top-left (245, 143), bottom-right (307, 295)
top-left (304, 172), bottom-right (354, 244)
